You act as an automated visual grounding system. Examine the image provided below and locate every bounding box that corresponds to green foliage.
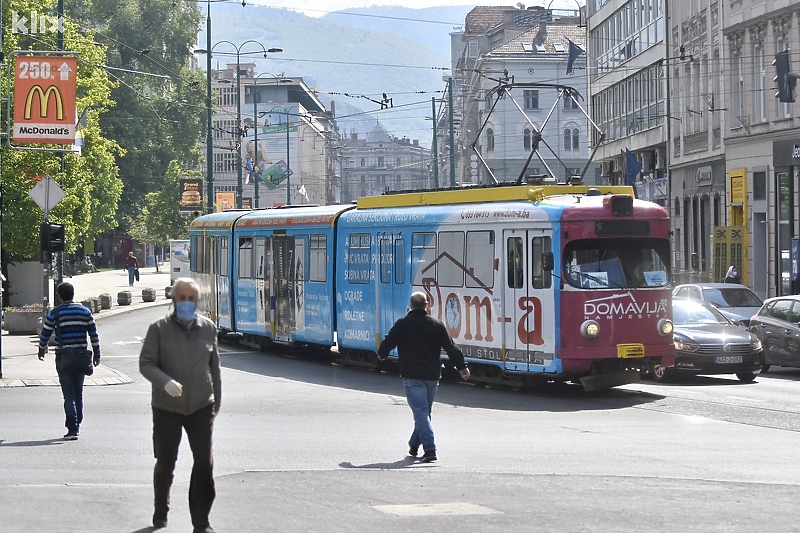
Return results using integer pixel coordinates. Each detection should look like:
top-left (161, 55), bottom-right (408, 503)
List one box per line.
top-left (1, 0), bottom-right (122, 260)
top-left (128, 160), bottom-right (196, 245)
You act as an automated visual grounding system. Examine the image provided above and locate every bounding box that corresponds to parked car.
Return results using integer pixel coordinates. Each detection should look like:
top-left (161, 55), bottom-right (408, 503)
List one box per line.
top-left (672, 282), bottom-right (763, 327)
top-left (749, 295), bottom-right (800, 372)
top-left (650, 299), bottom-right (763, 383)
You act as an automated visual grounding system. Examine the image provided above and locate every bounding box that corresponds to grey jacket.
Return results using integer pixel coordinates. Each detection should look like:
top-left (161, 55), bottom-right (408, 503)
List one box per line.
top-left (139, 313), bottom-right (221, 416)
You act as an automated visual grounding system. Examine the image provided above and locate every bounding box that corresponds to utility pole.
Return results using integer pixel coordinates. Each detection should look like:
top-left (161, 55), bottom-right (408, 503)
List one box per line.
top-left (205, 3), bottom-right (214, 214)
top-left (448, 77), bottom-right (456, 188)
top-left (431, 97), bottom-right (439, 189)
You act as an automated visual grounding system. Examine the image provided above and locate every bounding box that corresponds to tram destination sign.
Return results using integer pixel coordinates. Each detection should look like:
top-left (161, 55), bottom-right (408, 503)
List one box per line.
top-left (13, 55), bottom-right (77, 144)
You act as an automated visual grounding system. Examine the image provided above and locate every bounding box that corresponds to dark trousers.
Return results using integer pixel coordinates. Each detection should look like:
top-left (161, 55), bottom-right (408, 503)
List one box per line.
top-left (152, 404), bottom-right (216, 528)
top-left (58, 371), bottom-right (85, 433)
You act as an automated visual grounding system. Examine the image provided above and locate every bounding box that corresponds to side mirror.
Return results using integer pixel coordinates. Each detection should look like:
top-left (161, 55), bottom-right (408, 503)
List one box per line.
top-left (542, 251), bottom-right (554, 271)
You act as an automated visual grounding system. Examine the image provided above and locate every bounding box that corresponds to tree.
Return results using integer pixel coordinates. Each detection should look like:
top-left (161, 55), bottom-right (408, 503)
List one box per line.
top-left (79, 0), bottom-right (205, 224)
top-left (1, 0), bottom-right (122, 260)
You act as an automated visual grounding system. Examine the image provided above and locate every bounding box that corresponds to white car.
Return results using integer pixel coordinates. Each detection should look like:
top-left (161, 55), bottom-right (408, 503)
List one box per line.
top-left (672, 283), bottom-right (764, 327)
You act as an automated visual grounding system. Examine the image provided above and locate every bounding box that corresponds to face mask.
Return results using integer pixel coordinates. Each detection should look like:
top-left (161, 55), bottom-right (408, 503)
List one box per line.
top-left (175, 301), bottom-right (197, 321)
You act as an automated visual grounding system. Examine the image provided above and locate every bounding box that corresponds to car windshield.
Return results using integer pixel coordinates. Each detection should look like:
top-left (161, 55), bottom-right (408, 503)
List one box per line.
top-left (673, 301), bottom-right (729, 325)
top-left (702, 287), bottom-right (763, 308)
top-left (563, 239), bottom-right (670, 289)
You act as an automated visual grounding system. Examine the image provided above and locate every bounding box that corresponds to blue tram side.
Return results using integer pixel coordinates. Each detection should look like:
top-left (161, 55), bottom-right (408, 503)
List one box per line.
top-left (227, 205), bottom-right (353, 349)
top-left (189, 210), bottom-right (250, 330)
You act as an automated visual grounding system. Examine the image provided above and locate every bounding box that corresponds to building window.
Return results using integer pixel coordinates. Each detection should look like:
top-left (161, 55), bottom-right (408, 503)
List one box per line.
top-left (524, 129), bottom-right (531, 150)
top-left (753, 171), bottom-right (766, 201)
top-left (360, 158), bottom-right (366, 167)
top-left (486, 128), bottom-right (495, 151)
top-left (360, 175), bottom-right (366, 184)
top-left (396, 158), bottom-right (401, 166)
top-left (524, 90), bottom-right (539, 110)
top-left (572, 128), bottom-right (579, 149)
top-left (377, 156), bottom-right (384, 167)
top-left (564, 96), bottom-right (578, 110)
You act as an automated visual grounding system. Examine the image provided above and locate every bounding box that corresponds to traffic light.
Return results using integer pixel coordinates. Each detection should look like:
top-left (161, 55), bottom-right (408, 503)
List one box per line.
top-left (773, 50), bottom-right (797, 103)
top-left (39, 222), bottom-right (65, 253)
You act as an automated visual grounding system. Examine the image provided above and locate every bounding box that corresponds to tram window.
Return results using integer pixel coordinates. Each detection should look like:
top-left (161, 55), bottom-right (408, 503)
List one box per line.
top-left (310, 235), bottom-right (326, 282)
top-left (220, 237), bottom-right (229, 276)
top-left (379, 237), bottom-right (391, 284)
top-left (507, 237), bottom-right (524, 289)
top-left (466, 231), bottom-right (494, 289)
top-left (531, 236), bottom-right (552, 289)
top-left (412, 232), bottom-right (436, 285)
top-left (238, 237), bottom-right (253, 279)
top-left (395, 238), bottom-right (405, 284)
top-left (563, 240), bottom-right (670, 289)
top-left (190, 236), bottom-right (198, 273)
top-left (255, 237), bottom-right (265, 279)
top-left (438, 231), bottom-right (465, 287)
top-left (347, 233), bottom-right (371, 284)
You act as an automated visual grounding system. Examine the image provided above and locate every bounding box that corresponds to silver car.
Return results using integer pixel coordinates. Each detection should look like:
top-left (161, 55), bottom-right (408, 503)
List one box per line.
top-left (672, 282), bottom-right (763, 327)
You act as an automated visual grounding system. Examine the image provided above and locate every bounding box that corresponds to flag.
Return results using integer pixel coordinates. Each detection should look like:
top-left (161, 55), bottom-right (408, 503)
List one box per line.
top-left (298, 184), bottom-right (308, 201)
top-left (624, 148), bottom-right (643, 187)
top-left (72, 107), bottom-right (88, 153)
top-left (566, 39), bottom-right (584, 75)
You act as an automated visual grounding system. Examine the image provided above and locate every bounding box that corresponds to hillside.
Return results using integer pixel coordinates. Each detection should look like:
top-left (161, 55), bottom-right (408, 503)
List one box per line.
top-left (208, 3), bottom-right (472, 146)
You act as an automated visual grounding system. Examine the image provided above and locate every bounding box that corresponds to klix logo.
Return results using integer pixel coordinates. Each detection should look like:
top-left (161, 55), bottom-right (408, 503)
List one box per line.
top-left (11, 11), bottom-right (66, 35)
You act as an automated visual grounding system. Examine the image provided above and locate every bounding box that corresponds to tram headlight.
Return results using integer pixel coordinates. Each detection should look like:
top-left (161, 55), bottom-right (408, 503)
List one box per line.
top-left (580, 320), bottom-right (600, 339)
top-left (657, 318), bottom-right (673, 336)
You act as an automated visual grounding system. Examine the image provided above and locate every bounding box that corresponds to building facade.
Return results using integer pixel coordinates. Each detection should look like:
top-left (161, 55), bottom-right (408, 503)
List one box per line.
top-left (339, 122), bottom-right (431, 203)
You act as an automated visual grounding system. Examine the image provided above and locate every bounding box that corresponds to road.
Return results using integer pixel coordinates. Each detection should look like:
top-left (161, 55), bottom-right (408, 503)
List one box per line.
top-left (2, 306), bottom-right (800, 532)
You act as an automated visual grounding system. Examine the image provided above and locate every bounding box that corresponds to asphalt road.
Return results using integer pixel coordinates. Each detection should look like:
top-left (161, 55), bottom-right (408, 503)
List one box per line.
top-left (2, 306), bottom-right (800, 532)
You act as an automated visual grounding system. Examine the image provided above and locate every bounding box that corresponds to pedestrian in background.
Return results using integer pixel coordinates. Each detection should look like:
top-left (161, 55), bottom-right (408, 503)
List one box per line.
top-left (378, 291), bottom-right (470, 463)
top-left (37, 282), bottom-right (101, 440)
top-left (124, 251), bottom-right (138, 286)
top-left (139, 278), bottom-right (221, 533)
top-left (724, 265), bottom-right (741, 284)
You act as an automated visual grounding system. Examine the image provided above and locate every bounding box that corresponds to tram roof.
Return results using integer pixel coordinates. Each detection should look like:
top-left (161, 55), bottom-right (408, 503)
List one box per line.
top-left (189, 209), bottom-right (251, 230)
top-left (356, 184), bottom-right (635, 209)
top-left (235, 204), bottom-right (355, 228)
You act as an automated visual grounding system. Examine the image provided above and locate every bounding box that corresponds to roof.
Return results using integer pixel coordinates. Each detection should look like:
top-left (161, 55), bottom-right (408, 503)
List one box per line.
top-left (464, 6), bottom-right (516, 34)
top-left (491, 23), bottom-right (586, 54)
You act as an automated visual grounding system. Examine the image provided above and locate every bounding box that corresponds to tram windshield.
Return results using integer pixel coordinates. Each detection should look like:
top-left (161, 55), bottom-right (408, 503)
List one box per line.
top-left (563, 239), bottom-right (670, 289)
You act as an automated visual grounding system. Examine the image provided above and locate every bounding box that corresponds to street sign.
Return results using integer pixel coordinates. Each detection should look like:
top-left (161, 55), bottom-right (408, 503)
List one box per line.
top-left (13, 55), bottom-right (77, 144)
top-left (29, 175), bottom-right (65, 212)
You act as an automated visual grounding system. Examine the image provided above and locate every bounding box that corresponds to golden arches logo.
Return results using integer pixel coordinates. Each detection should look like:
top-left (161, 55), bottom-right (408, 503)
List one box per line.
top-left (24, 85), bottom-right (63, 120)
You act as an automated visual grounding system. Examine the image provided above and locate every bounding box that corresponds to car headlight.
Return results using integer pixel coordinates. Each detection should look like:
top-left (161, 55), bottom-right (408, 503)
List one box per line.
top-left (751, 337), bottom-right (762, 351)
top-left (658, 318), bottom-right (673, 336)
top-left (674, 339), bottom-right (700, 352)
top-left (581, 320), bottom-right (600, 338)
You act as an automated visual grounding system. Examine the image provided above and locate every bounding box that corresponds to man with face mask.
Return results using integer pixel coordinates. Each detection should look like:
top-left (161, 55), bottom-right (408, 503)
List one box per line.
top-left (139, 278), bottom-right (221, 533)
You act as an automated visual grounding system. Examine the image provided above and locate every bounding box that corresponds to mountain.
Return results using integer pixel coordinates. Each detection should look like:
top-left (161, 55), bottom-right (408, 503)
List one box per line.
top-left (207, 4), bottom-right (472, 147)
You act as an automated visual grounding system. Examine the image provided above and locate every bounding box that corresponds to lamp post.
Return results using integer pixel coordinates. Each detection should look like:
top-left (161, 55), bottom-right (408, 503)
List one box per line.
top-left (251, 74), bottom-right (290, 208)
top-left (197, 41), bottom-right (282, 209)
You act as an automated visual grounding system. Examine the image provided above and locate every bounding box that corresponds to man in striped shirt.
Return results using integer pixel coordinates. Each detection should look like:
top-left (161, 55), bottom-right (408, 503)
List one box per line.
top-left (38, 282), bottom-right (102, 440)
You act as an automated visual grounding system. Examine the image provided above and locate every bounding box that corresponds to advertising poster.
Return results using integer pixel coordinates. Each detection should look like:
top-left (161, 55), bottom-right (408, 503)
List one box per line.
top-left (179, 179), bottom-right (203, 213)
top-left (243, 104), bottom-right (299, 191)
top-left (216, 192), bottom-right (236, 212)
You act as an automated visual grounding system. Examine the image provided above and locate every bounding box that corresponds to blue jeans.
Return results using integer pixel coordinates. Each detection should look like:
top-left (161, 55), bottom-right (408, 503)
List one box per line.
top-left (403, 378), bottom-right (439, 453)
top-left (58, 370), bottom-right (85, 433)
top-left (127, 267), bottom-right (136, 285)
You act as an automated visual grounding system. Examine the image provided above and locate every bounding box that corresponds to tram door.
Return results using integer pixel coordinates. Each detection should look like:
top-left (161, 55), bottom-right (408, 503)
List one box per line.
top-left (272, 234), bottom-right (296, 338)
top-left (377, 233), bottom-right (404, 338)
top-left (502, 230), bottom-right (552, 369)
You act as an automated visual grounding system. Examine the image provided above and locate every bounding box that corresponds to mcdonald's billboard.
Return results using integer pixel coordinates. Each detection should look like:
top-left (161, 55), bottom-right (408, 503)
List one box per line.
top-left (13, 56), bottom-right (77, 144)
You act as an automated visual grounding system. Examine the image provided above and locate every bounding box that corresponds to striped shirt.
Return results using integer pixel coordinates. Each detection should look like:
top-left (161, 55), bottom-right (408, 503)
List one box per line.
top-left (38, 303), bottom-right (101, 357)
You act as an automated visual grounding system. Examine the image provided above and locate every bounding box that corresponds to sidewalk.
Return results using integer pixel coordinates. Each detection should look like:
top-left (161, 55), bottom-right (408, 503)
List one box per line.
top-left (0, 266), bottom-right (172, 387)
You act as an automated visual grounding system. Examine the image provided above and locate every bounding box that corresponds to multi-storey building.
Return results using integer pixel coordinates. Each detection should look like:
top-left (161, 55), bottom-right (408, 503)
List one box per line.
top-left (449, 6), bottom-right (598, 186)
top-left (209, 63), bottom-right (340, 207)
top-left (339, 122), bottom-right (431, 203)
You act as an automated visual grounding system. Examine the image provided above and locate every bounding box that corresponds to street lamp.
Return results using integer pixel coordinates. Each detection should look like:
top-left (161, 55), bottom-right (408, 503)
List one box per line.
top-left (196, 40), bottom-right (282, 209)
top-left (251, 74), bottom-right (290, 208)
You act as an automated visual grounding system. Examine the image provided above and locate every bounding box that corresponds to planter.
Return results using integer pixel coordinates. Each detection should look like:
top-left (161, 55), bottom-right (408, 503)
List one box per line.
top-left (81, 299), bottom-right (93, 310)
top-left (165, 285), bottom-right (173, 299)
top-left (91, 298), bottom-right (101, 313)
top-left (142, 288), bottom-right (157, 302)
top-left (117, 290), bottom-right (133, 306)
top-left (100, 294), bottom-right (113, 310)
top-left (3, 310), bottom-right (43, 334)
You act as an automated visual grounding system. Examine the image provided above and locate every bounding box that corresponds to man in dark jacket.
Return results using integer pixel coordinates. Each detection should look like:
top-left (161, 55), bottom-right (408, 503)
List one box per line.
top-left (378, 291), bottom-right (470, 463)
top-left (139, 278), bottom-right (221, 533)
top-left (38, 282), bottom-right (102, 440)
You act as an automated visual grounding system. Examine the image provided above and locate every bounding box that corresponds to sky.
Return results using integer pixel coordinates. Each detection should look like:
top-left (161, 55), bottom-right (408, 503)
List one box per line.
top-left (246, 0), bottom-right (582, 18)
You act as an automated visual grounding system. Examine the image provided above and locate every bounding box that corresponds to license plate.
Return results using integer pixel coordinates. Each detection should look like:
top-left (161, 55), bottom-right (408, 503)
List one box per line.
top-left (716, 356), bottom-right (743, 364)
top-left (617, 344), bottom-right (645, 358)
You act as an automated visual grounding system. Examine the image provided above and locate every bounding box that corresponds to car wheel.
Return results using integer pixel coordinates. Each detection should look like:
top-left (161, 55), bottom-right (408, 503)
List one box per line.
top-left (735, 371), bottom-right (758, 383)
top-left (760, 365), bottom-right (770, 373)
top-left (652, 364), bottom-right (671, 383)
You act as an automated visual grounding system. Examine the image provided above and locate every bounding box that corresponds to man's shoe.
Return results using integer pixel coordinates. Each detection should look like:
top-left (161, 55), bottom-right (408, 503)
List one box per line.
top-left (193, 527), bottom-right (215, 533)
top-left (408, 445), bottom-right (419, 457)
top-left (419, 451), bottom-right (437, 463)
top-left (152, 517), bottom-right (167, 529)
top-left (63, 431), bottom-right (79, 440)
